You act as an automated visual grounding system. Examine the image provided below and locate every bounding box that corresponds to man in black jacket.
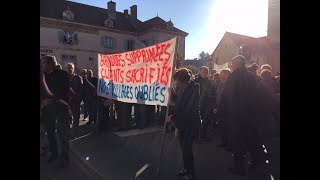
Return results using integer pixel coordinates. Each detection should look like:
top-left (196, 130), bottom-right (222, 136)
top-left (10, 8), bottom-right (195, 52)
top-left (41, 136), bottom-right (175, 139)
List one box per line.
top-left (66, 63), bottom-right (83, 136)
top-left (219, 55), bottom-right (272, 176)
top-left (84, 69), bottom-right (98, 126)
top-left (166, 68), bottom-right (201, 180)
top-left (40, 55), bottom-right (71, 167)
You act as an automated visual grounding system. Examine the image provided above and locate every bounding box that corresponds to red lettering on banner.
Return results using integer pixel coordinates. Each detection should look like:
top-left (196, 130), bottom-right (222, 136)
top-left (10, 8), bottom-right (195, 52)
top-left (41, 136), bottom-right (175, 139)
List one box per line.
top-left (133, 69), bottom-right (139, 83)
top-left (155, 44), bottom-right (161, 62)
top-left (140, 67), bottom-right (144, 83)
top-left (144, 65), bottom-right (148, 83)
top-left (119, 54), bottom-right (126, 67)
top-left (100, 68), bottom-right (106, 79)
top-left (156, 64), bottom-right (160, 83)
top-left (120, 70), bottom-right (124, 83)
top-left (126, 70), bottom-right (132, 82)
top-left (126, 53), bottom-right (134, 66)
top-left (148, 48), bottom-right (156, 62)
top-left (159, 43), bottom-right (167, 61)
top-left (141, 50), bottom-right (147, 62)
top-left (136, 50), bottom-right (141, 63)
top-left (149, 67), bottom-right (155, 84)
top-left (160, 66), bottom-right (167, 85)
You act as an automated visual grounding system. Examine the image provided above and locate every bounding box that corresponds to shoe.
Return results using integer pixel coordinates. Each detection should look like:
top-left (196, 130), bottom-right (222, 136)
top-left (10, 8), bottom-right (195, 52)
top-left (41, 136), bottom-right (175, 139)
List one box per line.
top-left (177, 169), bottom-right (189, 176)
top-left (117, 128), bottom-right (128, 131)
top-left (184, 174), bottom-right (194, 180)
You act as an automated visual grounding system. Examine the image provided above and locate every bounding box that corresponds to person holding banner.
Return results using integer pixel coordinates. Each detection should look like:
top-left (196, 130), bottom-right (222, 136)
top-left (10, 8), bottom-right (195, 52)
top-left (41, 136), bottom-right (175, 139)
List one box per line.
top-left (166, 68), bottom-right (201, 180)
top-left (40, 55), bottom-right (71, 167)
top-left (66, 63), bottom-right (83, 137)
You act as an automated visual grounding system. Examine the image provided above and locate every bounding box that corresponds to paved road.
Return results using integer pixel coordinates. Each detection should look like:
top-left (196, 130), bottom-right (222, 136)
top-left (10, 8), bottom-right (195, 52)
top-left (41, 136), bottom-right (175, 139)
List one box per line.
top-left (40, 125), bottom-right (279, 180)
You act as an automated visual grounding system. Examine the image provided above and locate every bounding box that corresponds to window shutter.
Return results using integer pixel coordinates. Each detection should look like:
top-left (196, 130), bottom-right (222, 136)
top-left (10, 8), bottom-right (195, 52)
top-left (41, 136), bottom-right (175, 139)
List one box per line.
top-left (58, 30), bottom-right (64, 43)
top-left (101, 36), bottom-right (105, 48)
top-left (112, 38), bottom-right (116, 49)
top-left (74, 33), bottom-right (78, 44)
top-left (132, 41), bottom-right (135, 50)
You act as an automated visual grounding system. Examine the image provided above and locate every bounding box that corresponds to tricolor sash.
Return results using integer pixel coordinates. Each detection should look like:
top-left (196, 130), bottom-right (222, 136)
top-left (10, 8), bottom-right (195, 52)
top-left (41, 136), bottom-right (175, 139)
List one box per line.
top-left (41, 73), bottom-right (68, 106)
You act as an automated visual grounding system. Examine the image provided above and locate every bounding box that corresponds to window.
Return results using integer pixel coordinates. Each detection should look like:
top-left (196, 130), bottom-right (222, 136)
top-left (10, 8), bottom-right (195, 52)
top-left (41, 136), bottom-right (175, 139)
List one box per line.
top-left (167, 20), bottom-right (174, 29)
top-left (61, 55), bottom-right (77, 69)
top-left (63, 31), bottom-right (78, 44)
top-left (216, 58), bottom-right (219, 64)
top-left (104, 18), bottom-right (113, 28)
top-left (63, 10), bottom-right (74, 21)
top-left (127, 40), bottom-right (134, 50)
top-left (103, 37), bottom-right (113, 48)
top-left (273, 43), bottom-right (280, 50)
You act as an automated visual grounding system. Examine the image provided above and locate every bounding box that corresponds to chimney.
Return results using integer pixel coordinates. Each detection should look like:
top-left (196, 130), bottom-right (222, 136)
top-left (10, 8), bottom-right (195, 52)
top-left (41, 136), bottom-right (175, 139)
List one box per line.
top-left (124, 9), bottom-right (129, 18)
top-left (130, 5), bottom-right (137, 19)
top-left (107, 1), bottom-right (116, 19)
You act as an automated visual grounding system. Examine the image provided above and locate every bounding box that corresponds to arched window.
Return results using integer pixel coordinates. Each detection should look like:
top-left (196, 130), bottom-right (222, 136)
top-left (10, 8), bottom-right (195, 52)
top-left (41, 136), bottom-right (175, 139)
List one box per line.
top-left (104, 18), bottom-right (113, 28)
top-left (63, 8), bottom-right (74, 21)
top-left (167, 20), bottom-right (174, 29)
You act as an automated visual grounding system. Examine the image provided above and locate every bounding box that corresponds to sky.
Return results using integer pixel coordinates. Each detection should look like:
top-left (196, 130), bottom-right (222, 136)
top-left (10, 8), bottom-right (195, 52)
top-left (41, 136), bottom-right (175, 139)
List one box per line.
top-left (70, 0), bottom-right (268, 59)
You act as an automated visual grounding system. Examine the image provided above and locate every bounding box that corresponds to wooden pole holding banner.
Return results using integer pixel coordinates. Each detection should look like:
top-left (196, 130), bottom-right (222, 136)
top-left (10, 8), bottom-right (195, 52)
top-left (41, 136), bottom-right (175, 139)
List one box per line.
top-left (156, 36), bottom-right (180, 177)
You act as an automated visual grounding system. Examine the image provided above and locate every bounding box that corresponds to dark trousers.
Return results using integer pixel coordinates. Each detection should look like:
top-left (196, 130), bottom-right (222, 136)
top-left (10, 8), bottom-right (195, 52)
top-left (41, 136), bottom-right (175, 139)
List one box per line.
top-left (145, 105), bottom-right (155, 125)
top-left (115, 102), bottom-right (130, 130)
top-left (218, 117), bottom-right (228, 145)
top-left (69, 98), bottom-right (81, 128)
top-left (232, 136), bottom-right (266, 172)
top-left (42, 103), bottom-right (70, 160)
top-left (134, 104), bottom-right (146, 129)
top-left (87, 98), bottom-right (97, 124)
top-left (179, 128), bottom-right (195, 176)
top-left (82, 100), bottom-right (89, 119)
top-left (98, 104), bottom-right (110, 132)
top-left (199, 100), bottom-right (213, 139)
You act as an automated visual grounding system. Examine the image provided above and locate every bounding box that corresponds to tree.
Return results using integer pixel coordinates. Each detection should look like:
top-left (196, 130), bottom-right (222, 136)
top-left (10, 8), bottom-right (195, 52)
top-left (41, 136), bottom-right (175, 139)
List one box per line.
top-left (198, 51), bottom-right (210, 61)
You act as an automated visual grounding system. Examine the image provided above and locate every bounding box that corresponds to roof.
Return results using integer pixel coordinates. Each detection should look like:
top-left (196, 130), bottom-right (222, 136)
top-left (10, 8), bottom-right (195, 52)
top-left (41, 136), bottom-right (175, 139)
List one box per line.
top-left (138, 17), bottom-right (188, 35)
top-left (40, 0), bottom-right (188, 36)
top-left (212, 31), bottom-right (277, 57)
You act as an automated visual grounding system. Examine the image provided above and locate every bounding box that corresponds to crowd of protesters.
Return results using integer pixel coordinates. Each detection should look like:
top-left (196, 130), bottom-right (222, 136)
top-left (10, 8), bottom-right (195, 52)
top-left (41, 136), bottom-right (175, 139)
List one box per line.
top-left (40, 43), bottom-right (280, 179)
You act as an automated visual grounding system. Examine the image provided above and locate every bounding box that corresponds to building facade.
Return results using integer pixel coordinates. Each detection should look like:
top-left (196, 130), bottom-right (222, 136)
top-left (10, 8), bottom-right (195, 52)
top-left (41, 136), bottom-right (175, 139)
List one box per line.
top-left (211, 0), bottom-right (280, 74)
top-left (40, 0), bottom-right (188, 76)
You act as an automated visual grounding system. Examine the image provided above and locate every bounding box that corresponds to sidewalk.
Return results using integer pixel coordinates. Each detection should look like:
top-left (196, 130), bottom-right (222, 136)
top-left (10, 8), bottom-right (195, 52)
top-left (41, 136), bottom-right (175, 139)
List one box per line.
top-left (67, 130), bottom-right (279, 180)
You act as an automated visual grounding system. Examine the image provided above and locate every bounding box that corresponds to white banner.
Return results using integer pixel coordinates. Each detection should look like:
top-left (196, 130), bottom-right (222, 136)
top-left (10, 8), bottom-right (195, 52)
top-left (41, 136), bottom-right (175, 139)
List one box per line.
top-left (214, 62), bottom-right (229, 72)
top-left (97, 37), bottom-right (176, 106)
